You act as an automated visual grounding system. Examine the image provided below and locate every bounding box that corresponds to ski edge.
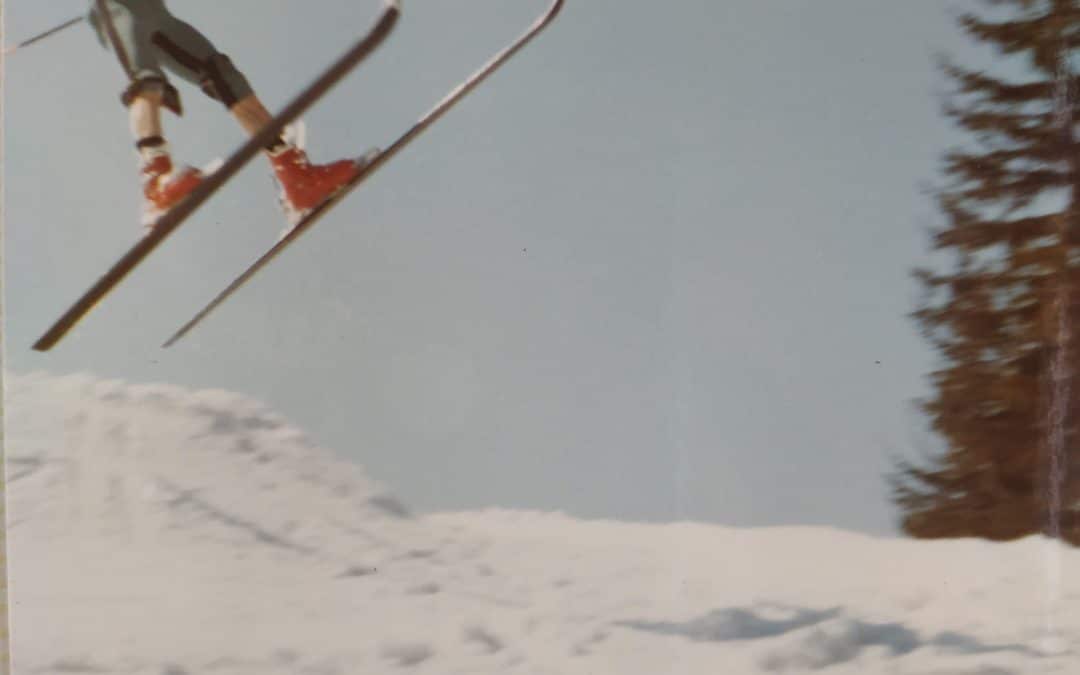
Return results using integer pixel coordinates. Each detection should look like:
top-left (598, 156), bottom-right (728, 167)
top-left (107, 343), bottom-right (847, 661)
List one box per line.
top-left (161, 0), bottom-right (565, 348)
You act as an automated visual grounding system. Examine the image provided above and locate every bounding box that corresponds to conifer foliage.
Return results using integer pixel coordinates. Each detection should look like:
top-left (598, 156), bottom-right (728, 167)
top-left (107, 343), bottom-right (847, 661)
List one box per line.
top-left (893, 0), bottom-right (1080, 542)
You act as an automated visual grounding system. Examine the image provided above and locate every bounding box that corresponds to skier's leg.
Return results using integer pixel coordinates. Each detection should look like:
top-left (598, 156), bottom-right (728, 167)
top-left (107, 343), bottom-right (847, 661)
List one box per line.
top-left (88, 0), bottom-right (182, 115)
top-left (129, 83), bottom-right (165, 152)
top-left (142, 16), bottom-right (271, 135)
top-left (126, 82), bottom-right (204, 227)
top-left (90, 0), bottom-right (202, 226)
top-left (153, 19), bottom-right (251, 103)
top-left (150, 10), bottom-right (375, 221)
top-left (146, 18), bottom-right (299, 155)
top-left (150, 14), bottom-right (374, 221)
top-left (89, 0), bottom-right (182, 168)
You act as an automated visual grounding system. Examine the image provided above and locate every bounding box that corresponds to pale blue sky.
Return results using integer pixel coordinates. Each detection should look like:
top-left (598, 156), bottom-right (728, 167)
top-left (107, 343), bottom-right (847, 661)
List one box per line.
top-left (4, 1), bottom-right (984, 535)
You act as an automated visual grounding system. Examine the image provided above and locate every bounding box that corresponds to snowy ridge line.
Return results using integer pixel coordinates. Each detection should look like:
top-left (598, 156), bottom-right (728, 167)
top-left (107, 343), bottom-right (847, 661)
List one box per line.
top-left (7, 371), bottom-right (1080, 674)
top-left (5, 371), bottom-right (418, 559)
top-left (155, 477), bottom-right (319, 556)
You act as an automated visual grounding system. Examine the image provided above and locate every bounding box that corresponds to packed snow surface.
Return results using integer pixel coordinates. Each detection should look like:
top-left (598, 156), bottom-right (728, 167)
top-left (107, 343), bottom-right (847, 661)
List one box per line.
top-left (5, 372), bottom-right (1079, 674)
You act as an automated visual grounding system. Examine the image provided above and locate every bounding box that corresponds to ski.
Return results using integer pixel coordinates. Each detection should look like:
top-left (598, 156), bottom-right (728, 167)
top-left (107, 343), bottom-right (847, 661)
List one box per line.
top-left (162, 0), bottom-right (564, 349)
top-left (31, 1), bottom-right (401, 352)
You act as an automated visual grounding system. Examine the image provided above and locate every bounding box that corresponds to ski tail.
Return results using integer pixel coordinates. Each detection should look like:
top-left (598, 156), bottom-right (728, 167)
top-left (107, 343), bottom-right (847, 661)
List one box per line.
top-left (31, 2), bottom-right (401, 352)
top-left (161, 0), bottom-right (565, 348)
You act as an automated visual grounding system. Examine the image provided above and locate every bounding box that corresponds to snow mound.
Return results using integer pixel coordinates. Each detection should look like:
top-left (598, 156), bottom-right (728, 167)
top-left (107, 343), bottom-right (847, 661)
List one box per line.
top-left (6, 371), bottom-right (413, 560)
top-left (5, 372), bottom-right (1080, 674)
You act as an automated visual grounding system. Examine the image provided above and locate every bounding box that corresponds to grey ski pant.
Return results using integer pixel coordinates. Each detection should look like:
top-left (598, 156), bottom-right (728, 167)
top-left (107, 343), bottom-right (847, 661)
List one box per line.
top-left (88, 0), bottom-right (254, 115)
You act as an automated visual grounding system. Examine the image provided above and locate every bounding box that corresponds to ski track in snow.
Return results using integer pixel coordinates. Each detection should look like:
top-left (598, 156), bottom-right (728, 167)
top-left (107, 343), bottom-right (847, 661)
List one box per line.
top-left (5, 371), bottom-right (1079, 674)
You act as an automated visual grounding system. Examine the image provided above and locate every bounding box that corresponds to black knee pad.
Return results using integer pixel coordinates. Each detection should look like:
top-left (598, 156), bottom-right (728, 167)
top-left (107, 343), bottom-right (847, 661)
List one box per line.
top-left (199, 53), bottom-right (252, 108)
top-left (121, 77), bottom-right (183, 116)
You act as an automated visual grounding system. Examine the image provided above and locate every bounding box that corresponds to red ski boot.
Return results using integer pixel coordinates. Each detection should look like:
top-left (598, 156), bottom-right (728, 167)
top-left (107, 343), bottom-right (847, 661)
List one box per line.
top-left (140, 154), bottom-right (205, 228)
top-left (270, 146), bottom-right (378, 225)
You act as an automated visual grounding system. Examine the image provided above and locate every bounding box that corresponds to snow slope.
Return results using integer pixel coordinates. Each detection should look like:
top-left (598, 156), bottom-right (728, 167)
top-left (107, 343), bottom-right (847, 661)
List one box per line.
top-left (5, 372), bottom-right (1079, 674)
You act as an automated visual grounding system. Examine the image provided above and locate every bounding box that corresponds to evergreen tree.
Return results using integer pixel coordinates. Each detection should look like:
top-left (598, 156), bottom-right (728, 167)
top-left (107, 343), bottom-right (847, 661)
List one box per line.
top-left (893, 0), bottom-right (1080, 543)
